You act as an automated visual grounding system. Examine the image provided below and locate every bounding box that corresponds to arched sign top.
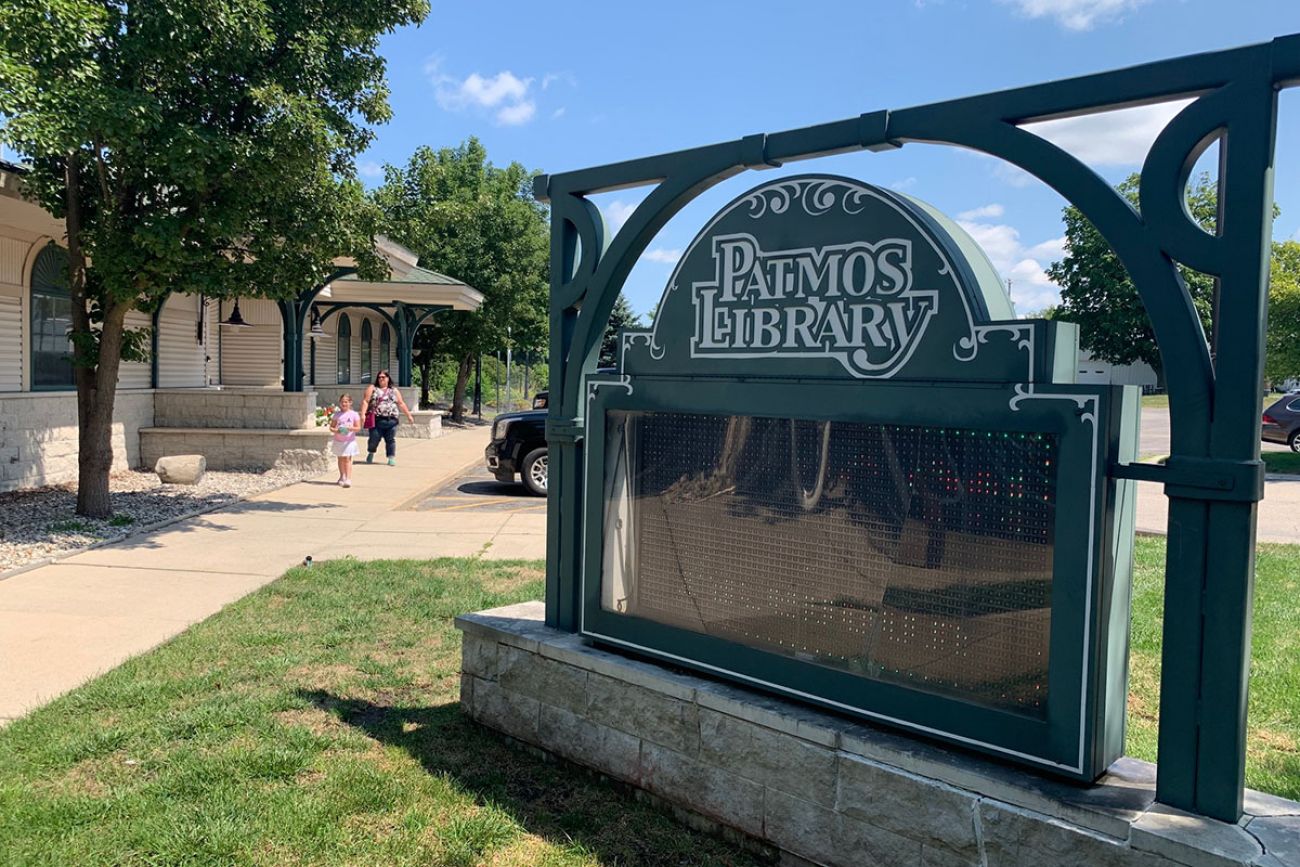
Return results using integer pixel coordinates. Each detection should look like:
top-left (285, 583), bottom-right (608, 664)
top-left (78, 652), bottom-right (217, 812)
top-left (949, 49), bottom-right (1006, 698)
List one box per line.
top-left (629, 175), bottom-right (1072, 384)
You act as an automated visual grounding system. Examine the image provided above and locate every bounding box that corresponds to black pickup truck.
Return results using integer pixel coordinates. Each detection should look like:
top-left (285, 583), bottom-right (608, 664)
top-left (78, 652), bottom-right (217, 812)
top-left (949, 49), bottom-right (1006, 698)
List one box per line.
top-left (485, 408), bottom-right (548, 495)
top-left (485, 371), bottom-right (614, 495)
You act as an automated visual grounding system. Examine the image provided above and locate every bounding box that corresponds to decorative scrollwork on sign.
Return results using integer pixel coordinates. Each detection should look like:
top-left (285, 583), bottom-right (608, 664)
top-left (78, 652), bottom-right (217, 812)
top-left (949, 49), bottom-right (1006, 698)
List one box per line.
top-left (742, 178), bottom-right (894, 220)
top-left (586, 376), bottom-right (633, 414)
top-left (1009, 384), bottom-right (1097, 428)
top-left (954, 324), bottom-right (1035, 379)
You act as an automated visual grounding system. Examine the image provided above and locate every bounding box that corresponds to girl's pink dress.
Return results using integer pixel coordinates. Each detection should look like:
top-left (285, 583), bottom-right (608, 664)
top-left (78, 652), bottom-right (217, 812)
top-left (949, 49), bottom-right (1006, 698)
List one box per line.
top-left (331, 410), bottom-right (360, 457)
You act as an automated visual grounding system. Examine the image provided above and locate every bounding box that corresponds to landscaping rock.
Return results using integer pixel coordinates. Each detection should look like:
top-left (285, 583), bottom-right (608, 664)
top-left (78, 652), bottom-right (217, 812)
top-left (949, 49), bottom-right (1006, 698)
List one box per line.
top-left (155, 455), bottom-right (206, 485)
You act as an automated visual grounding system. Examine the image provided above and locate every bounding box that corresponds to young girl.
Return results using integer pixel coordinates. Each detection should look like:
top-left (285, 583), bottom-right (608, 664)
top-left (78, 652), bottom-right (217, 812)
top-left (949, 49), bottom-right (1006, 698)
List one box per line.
top-left (329, 394), bottom-right (361, 487)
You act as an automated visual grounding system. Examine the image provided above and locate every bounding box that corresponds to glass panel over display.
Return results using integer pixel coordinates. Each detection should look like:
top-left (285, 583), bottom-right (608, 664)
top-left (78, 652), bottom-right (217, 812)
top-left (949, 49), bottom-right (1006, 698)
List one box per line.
top-left (601, 410), bottom-right (1057, 717)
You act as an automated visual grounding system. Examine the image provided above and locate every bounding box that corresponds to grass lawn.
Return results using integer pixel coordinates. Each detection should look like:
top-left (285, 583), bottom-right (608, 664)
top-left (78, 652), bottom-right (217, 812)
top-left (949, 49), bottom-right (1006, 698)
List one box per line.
top-left (1141, 392), bottom-right (1277, 411)
top-left (1140, 393), bottom-right (1170, 409)
top-left (1127, 537), bottom-right (1300, 799)
top-left (1263, 451), bottom-right (1300, 474)
top-left (2, 543), bottom-right (1297, 865)
top-left (0, 559), bottom-right (762, 867)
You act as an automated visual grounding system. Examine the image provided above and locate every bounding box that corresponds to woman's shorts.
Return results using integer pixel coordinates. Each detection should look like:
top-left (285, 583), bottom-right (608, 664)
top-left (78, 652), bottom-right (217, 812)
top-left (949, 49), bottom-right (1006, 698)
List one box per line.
top-left (331, 439), bottom-right (359, 457)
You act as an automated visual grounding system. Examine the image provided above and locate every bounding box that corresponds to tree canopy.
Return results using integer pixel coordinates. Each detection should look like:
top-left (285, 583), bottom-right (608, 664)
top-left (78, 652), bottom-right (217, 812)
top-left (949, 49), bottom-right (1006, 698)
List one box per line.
top-left (599, 293), bottom-right (643, 368)
top-left (1047, 174), bottom-right (1215, 379)
top-left (1048, 172), bottom-right (1294, 384)
top-left (0, 0), bottom-right (426, 515)
top-left (1266, 241), bottom-right (1300, 384)
top-left (371, 139), bottom-right (549, 420)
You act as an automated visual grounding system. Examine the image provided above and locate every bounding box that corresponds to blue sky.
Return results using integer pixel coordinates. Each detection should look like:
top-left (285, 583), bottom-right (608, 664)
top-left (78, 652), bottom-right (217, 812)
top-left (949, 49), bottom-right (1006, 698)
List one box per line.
top-left (373, 2), bottom-right (1295, 318)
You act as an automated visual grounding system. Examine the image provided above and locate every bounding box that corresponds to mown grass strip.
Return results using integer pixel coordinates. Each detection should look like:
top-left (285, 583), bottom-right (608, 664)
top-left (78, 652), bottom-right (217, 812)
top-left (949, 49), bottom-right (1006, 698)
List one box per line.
top-left (0, 558), bottom-right (761, 867)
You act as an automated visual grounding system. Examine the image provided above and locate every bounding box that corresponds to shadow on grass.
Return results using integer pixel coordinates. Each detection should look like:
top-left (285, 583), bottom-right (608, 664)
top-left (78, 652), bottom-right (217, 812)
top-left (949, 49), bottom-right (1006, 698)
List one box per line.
top-left (300, 689), bottom-right (762, 866)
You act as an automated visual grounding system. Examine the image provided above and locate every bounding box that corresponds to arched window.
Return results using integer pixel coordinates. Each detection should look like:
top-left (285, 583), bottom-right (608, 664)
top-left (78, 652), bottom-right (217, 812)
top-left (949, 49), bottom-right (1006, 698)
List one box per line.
top-left (30, 244), bottom-right (75, 390)
top-left (336, 314), bottom-right (352, 383)
top-left (379, 323), bottom-right (391, 374)
top-left (360, 319), bottom-right (372, 383)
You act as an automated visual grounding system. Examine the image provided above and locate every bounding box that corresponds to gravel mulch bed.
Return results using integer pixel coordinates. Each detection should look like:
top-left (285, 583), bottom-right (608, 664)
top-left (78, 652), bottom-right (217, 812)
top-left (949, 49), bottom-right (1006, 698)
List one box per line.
top-left (0, 466), bottom-right (319, 575)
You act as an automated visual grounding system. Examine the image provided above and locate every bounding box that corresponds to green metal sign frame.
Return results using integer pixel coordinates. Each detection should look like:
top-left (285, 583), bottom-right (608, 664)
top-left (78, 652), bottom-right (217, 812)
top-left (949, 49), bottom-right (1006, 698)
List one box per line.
top-left (582, 377), bottom-right (1137, 779)
top-left (538, 36), bottom-right (1300, 821)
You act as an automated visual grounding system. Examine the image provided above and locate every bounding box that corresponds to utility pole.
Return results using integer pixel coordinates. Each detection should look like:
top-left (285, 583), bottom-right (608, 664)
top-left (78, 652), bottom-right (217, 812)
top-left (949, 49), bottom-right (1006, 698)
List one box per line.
top-left (474, 354), bottom-right (482, 418)
top-left (505, 326), bottom-right (513, 413)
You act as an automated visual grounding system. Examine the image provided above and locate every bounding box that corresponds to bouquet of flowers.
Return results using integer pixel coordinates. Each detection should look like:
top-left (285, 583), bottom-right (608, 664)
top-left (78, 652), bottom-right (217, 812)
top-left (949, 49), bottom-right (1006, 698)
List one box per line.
top-left (314, 404), bottom-right (338, 427)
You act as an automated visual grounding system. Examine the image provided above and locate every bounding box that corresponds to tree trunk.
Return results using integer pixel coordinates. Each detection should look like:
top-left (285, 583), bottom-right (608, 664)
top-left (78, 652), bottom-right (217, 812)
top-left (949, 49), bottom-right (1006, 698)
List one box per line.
top-left (451, 353), bottom-right (472, 422)
top-left (77, 303), bottom-right (129, 517)
top-left (418, 358), bottom-right (431, 410)
top-left (64, 153), bottom-right (126, 518)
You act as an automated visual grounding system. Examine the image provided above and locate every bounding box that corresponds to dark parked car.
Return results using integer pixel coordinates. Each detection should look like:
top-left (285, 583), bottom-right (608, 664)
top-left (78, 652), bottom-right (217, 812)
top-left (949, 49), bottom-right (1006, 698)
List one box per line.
top-left (1262, 394), bottom-right (1300, 452)
top-left (486, 409), bottom-right (548, 495)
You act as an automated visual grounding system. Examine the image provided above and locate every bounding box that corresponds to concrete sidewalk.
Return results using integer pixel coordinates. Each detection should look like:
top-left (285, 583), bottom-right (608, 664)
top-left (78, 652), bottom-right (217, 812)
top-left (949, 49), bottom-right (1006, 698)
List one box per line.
top-left (0, 424), bottom-right (544, 724)
top-left (1134, 477), bottom-right (1300, 543)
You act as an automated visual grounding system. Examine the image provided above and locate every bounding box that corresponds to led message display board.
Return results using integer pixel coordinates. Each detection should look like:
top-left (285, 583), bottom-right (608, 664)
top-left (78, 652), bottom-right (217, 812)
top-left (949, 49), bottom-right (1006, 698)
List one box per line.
top-left (580, 175), bottom-right (1139, 780)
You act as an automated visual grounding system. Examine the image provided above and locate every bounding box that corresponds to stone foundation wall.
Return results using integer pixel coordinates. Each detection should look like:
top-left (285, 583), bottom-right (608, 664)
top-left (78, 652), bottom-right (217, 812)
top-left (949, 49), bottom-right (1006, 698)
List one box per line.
top-left (0, 390), bottom-right (155, 492)
top-left (401, 410), bottom-right (443, 439)
top-left (140, 427), bottom-right (331, 471)
top-left (154, 389), bottom-right (316, 430)
top-left (457, 602), bottom-right (1297, 867)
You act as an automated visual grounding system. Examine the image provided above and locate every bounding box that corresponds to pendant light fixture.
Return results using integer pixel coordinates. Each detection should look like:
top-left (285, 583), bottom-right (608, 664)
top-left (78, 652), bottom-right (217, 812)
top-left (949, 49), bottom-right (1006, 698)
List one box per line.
top-left (219, 298), bottom-right (252, 328)
top-left (309, 305), bottom-right (326, 340)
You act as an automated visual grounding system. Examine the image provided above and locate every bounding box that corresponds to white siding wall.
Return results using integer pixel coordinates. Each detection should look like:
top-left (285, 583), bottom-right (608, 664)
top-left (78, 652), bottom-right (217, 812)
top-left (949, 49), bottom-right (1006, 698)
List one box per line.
top-left (158, 293), bottom-right (210, 388)
top-left (0, 289), bottom-right (19, 392)
top-left (218, 298), bottom-right (282, 387)
top-left (0, 234), bottom-right (28, 392)
top-left (118, 309), bottom-right (152, 388)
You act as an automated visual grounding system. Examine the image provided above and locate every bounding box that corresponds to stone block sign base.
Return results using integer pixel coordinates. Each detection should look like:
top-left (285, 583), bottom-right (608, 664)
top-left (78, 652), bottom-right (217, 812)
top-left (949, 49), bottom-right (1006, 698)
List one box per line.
top-left (457, 603), bottom-right (1300, 867)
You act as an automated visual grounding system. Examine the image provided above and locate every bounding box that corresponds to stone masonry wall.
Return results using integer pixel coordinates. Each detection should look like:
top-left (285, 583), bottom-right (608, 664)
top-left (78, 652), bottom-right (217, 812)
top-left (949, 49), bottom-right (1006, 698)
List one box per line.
top-left (458, 602), bottom-right (1299, 867)
top-left (140, 428), bottom-right (331, 471)
top-left (154, 389), bottom-right (316, 430)
top-left (0, 390), bottom-right (155, 492)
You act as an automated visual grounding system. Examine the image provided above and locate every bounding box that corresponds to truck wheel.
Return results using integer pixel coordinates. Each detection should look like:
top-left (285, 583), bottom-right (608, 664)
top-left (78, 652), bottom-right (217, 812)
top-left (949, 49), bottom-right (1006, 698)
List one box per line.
top-left (522, 447), bottom-right (548, 496)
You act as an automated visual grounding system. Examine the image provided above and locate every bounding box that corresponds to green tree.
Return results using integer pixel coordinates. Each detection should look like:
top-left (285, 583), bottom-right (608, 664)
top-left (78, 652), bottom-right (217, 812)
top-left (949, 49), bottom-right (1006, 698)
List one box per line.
top-left (1048, 172), bottom-right (1294, 386)
top-left (599, 293), bottom-right (643, 367)
top-left (372, 140), bottom-right (549, 421)
top-left (0, 0), bottom-right (424, 516)
top-left (1266, 241), bottom-right (1300, 384)
top-left (1048, 174), bottom-right (1216, 383)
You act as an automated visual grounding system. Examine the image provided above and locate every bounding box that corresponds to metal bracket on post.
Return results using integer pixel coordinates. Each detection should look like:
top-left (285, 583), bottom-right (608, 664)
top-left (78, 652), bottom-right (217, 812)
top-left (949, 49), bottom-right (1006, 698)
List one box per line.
top-left (545, 417), bottom-right (585, 444)
top-left (1111, 457), bottom-right (1266, 502)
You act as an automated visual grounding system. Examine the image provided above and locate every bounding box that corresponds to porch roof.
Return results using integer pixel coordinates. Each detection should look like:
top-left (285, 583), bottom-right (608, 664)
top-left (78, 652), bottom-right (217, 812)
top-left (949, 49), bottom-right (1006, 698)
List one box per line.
top-left (317, 265), bottom-right (484, 311)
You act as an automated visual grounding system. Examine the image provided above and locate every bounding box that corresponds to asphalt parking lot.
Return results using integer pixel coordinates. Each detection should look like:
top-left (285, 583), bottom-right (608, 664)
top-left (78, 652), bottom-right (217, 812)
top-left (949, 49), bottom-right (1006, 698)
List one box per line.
top-left (411, 465), bottom-right (546, 515)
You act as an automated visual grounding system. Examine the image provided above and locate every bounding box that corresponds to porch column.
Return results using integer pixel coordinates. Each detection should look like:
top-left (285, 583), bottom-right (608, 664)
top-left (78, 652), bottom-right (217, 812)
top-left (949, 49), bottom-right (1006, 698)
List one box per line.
top-left (278, 268), bottom-right (355, 392)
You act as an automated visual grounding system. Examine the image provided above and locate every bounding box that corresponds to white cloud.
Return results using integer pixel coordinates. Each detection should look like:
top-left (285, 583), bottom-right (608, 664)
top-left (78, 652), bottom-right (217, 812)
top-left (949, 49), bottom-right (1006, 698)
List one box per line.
top-left (1292, 226), bottom-right (1300, 242)
top-left (890, 177), bottom-right (917, 191)
top-left (957, 203), bottom-right (1005, 220)
top-left (958, 217), bottom-right (1067, 313)
top-left (496, 101), bottom-right (536, 126)
top-left (426, 58), bottom-right (537, 127)
top-left (542, 71), bottom-right (576, 90)
top-left (603, 200), bottom-right (638, 233)
top-left (644, 248), bottom-right (682, 264)
top-left (991, 160), bottom-right (1035, 188)
top-left (1000, 0), bottom-right (1148, 31)
top-left (357, 161), bottom-right (383, 179)
top-left (551, 107), bottom-right (567, 120)
top-left (1022, 99), bottom-right (1192, 166)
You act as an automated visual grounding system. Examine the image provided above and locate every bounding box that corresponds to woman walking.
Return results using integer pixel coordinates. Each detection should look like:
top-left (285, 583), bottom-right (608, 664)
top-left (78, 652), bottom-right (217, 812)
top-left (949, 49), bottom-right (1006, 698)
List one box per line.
top-left (360, 370), bottom-right (416, 465)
